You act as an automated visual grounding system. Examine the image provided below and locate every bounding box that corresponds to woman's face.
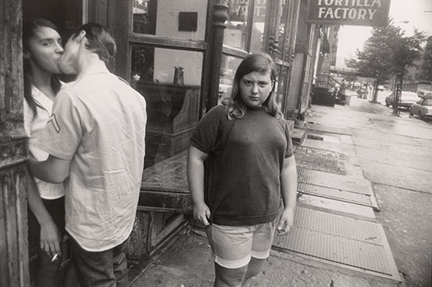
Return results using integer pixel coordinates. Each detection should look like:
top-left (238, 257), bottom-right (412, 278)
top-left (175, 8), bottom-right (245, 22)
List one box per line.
top-left (26, 26), bottom-right (63, 75)
top-left (239, 70), bottom-right (274, 108)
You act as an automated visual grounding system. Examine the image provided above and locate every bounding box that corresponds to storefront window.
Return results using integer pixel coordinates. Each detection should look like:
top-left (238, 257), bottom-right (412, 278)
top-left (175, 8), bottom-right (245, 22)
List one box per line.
top-left (276, 65), bottom-right (288, 105)
top-left (276, 0), bottom-right (290, 62)
top-left (224, 0), bottom-right (251, 50)
top-left (219, 54), bottom-right (243, 104)
top-left (132, 0), bottom-right (207, 41)
top-left (131, 45), bottom-right (203, 168)
top-left (249, 0), bottom-right (267, 53)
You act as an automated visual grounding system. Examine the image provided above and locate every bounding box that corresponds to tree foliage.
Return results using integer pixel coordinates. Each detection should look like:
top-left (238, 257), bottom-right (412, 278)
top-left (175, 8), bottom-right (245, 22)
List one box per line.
top-left (420, 36), bottom-right (432, 81)
top-left (345, 19), bottom-right (425, 100)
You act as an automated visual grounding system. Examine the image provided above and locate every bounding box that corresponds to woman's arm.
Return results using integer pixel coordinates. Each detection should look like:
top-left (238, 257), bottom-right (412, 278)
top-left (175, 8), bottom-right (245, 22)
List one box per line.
top-left (26, 167), bottom-right (61, 258)
top-left (187, 145), bottom-right (211, 226)
top-left (277, 155), bottom-right (298, 235)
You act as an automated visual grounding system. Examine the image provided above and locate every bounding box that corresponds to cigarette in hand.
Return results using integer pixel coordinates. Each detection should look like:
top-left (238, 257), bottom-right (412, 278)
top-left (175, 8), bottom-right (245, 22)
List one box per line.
top-left (51, 253), bottom-right (59, 262)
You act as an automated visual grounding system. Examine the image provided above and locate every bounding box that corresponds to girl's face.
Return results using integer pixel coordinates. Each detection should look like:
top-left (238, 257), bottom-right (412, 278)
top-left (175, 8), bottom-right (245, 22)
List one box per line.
top-left (25, 26), bottom-right (63, 75)
top-left (239, 70), bottom-right (274, 108)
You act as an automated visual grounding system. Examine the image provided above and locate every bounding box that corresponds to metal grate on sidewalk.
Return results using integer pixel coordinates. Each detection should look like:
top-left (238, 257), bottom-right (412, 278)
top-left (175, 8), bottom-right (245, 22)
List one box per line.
top-left (303, 123), bottom-right (352, 136)
top-left (298, 183), bottom-right (378, 209)
top-left (297, 167), bottom-right (372, 195)
top-left (297, 167), bottom-right (380, 211)
top-left (273, 207), bottom-right (400, 282)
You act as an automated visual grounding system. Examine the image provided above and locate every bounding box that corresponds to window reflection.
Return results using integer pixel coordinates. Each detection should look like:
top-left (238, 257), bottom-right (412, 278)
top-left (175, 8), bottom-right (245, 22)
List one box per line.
top-left (219, 55), bottom-right (243, 104)
top-left (276, 66), bottom-right (288, 105)
top-left (224, 0), bottom-right (250, 49)
top-left (132, 0), bottom-right (207, 41)
top-left (131, 46), bottom-right (202, 168)
top-left (250, 0), bottom-right (267, 53)
top-left (133, 0), bottom-right (156, 34)
top-left (276, 0), bottom-right (289, 61)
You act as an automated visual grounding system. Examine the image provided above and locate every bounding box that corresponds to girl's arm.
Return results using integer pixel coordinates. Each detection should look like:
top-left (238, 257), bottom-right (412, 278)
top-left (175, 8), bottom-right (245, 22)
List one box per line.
top-left (277, 155), bottom-right (298, 235)
top-left (26, 166), bottom-right (61, 258)
top-left (187, 145), bottom-right (210, 226)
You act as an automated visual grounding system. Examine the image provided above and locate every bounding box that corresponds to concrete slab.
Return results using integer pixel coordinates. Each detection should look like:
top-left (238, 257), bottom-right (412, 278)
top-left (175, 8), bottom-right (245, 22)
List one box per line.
top-left (359, 159), bottom-right (432, 194)
top-left (273, 207), bottom-right (401, 282)
top-left (292, 128), bottom-right (307, 145)
top-left (353, 136), bottom-right (432, 158)
top-left (297, 167), bottom-right (373, 195)
top-left (297, 194), bottom-right (376, 219)
top-left (356, 147), bottom-right (432, 173)
top-left (352, 128), bottom-right (432, 148)
top-left (298, 182), bottom-right (378, 210)
top-left (303, 122), bottom-right (352, 136)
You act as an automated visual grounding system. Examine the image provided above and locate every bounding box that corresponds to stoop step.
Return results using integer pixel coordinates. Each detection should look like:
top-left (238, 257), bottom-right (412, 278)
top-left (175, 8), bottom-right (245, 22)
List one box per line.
top-left (292, 128), bottom-right (307, 145)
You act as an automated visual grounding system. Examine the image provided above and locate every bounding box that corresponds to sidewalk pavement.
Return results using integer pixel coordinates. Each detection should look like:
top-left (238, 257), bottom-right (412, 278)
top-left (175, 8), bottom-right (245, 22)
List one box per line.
top-left (130, 91), bottom-right (432, 287)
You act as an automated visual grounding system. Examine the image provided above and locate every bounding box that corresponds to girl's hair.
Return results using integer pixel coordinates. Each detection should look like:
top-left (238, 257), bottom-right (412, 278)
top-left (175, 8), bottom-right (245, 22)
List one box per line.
top-left (23, 18), bottom-right (61, 120)
top-left (71, 23), bottom-right (116, 64)
top-left (224, 53), bottom-right (283, 120)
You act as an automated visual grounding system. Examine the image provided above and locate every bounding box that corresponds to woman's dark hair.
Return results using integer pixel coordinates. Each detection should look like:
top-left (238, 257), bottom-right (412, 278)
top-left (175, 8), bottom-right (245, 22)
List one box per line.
top-left (72, 23), bottom-right (116, 64)
top-left (224, 53), bottom-right (283, 120)
top-left (23, 18), bottom-right (61, 120)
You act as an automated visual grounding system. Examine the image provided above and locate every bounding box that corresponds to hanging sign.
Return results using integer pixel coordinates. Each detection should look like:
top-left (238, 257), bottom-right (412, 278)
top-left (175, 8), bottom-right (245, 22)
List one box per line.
top-left (307, 0), bottom-right (391, 27)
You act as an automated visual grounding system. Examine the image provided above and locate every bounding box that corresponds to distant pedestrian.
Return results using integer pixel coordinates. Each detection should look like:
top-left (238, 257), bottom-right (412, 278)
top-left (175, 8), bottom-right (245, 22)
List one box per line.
top-left (340, 79), bottom-right (347, 95)
top-left (29, 23), bottom-right (147, 287)
top-left (188, 53), bottom-right (298, 287)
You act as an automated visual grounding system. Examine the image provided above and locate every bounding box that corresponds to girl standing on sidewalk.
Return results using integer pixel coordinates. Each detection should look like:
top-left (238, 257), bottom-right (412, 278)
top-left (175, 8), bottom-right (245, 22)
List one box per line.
top-left (188, 53), bottom-right (298, 287)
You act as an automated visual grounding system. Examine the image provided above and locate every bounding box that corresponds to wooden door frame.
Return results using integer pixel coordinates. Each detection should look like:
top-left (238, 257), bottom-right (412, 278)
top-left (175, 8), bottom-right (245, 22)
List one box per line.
top-left (0, 0), bottom-right (30, 286)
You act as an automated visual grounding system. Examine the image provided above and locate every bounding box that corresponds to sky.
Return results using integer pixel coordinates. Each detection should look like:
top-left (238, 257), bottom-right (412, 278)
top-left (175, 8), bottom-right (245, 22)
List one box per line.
top-left (336, 0), bottom-right (432, 67)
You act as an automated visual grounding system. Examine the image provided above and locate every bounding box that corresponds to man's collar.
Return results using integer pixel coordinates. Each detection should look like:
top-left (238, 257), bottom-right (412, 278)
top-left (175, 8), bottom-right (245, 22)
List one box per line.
top-left (77, 60), bottom-right (109, 78)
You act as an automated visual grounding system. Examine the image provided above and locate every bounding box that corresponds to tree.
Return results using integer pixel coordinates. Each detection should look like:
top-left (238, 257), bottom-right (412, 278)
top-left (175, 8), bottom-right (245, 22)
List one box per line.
top-left (420, 36), bottom-right (432, 81)
top-left (346, 20), bottom-right (426, 103)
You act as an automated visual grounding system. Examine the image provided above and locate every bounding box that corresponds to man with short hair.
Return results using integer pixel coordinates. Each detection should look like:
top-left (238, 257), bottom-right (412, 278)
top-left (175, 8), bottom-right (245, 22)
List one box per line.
top-left (29, 23), bottom-right (147, 287)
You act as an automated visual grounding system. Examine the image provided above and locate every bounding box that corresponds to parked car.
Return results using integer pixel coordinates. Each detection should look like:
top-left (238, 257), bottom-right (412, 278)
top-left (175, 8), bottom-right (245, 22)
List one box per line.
top-left (410, 97), bottom-right (432, 119)
top-left (377, 85), bottom-right (385, 91)
top-left (385, 91), bottom-right (420, 109)
top-left (417, 90), bottom-right (432, 98)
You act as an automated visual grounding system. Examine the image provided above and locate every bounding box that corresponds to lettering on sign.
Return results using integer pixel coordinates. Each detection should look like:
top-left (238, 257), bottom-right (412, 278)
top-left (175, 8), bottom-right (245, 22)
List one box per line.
top-left (308, 0), bottom-right (390, 27)
top-left (228, 0), bottom-right (267, 21)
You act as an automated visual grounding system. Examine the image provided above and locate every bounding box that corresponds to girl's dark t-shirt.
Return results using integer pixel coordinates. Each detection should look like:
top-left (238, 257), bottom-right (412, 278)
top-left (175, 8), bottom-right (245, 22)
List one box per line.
top-left (190, 105), bottom-right (294, 226)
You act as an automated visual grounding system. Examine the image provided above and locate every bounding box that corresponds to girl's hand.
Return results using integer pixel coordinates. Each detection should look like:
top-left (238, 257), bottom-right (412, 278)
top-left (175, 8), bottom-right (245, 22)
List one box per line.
top-left (276, 208), bottom-right (295, 235)
top-left (39, 219), bottom-right (61, 259)
top-left (193, 202), bottom-right (211, 226)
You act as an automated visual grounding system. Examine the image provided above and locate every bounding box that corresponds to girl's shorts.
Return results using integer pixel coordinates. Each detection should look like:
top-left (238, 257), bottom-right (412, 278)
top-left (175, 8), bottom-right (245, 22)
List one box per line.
top-left (205, 220), bottom-right (276, 269)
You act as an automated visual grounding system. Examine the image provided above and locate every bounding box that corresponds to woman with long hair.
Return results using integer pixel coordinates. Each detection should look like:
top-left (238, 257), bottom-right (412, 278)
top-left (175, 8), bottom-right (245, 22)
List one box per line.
top-left (23, 18), bottom-right (77, 287)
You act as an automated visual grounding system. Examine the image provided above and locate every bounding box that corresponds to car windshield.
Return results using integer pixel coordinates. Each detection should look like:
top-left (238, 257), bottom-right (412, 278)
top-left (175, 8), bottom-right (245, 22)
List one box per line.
top-left (401, 92), bottom-right (419, 102)
top-left (423, 99), bottom-right (432, 106)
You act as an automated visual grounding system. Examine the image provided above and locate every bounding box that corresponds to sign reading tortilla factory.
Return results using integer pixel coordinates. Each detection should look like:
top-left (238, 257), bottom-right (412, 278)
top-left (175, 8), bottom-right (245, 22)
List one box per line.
top-left (307, 0), bottom-right (391, 27)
